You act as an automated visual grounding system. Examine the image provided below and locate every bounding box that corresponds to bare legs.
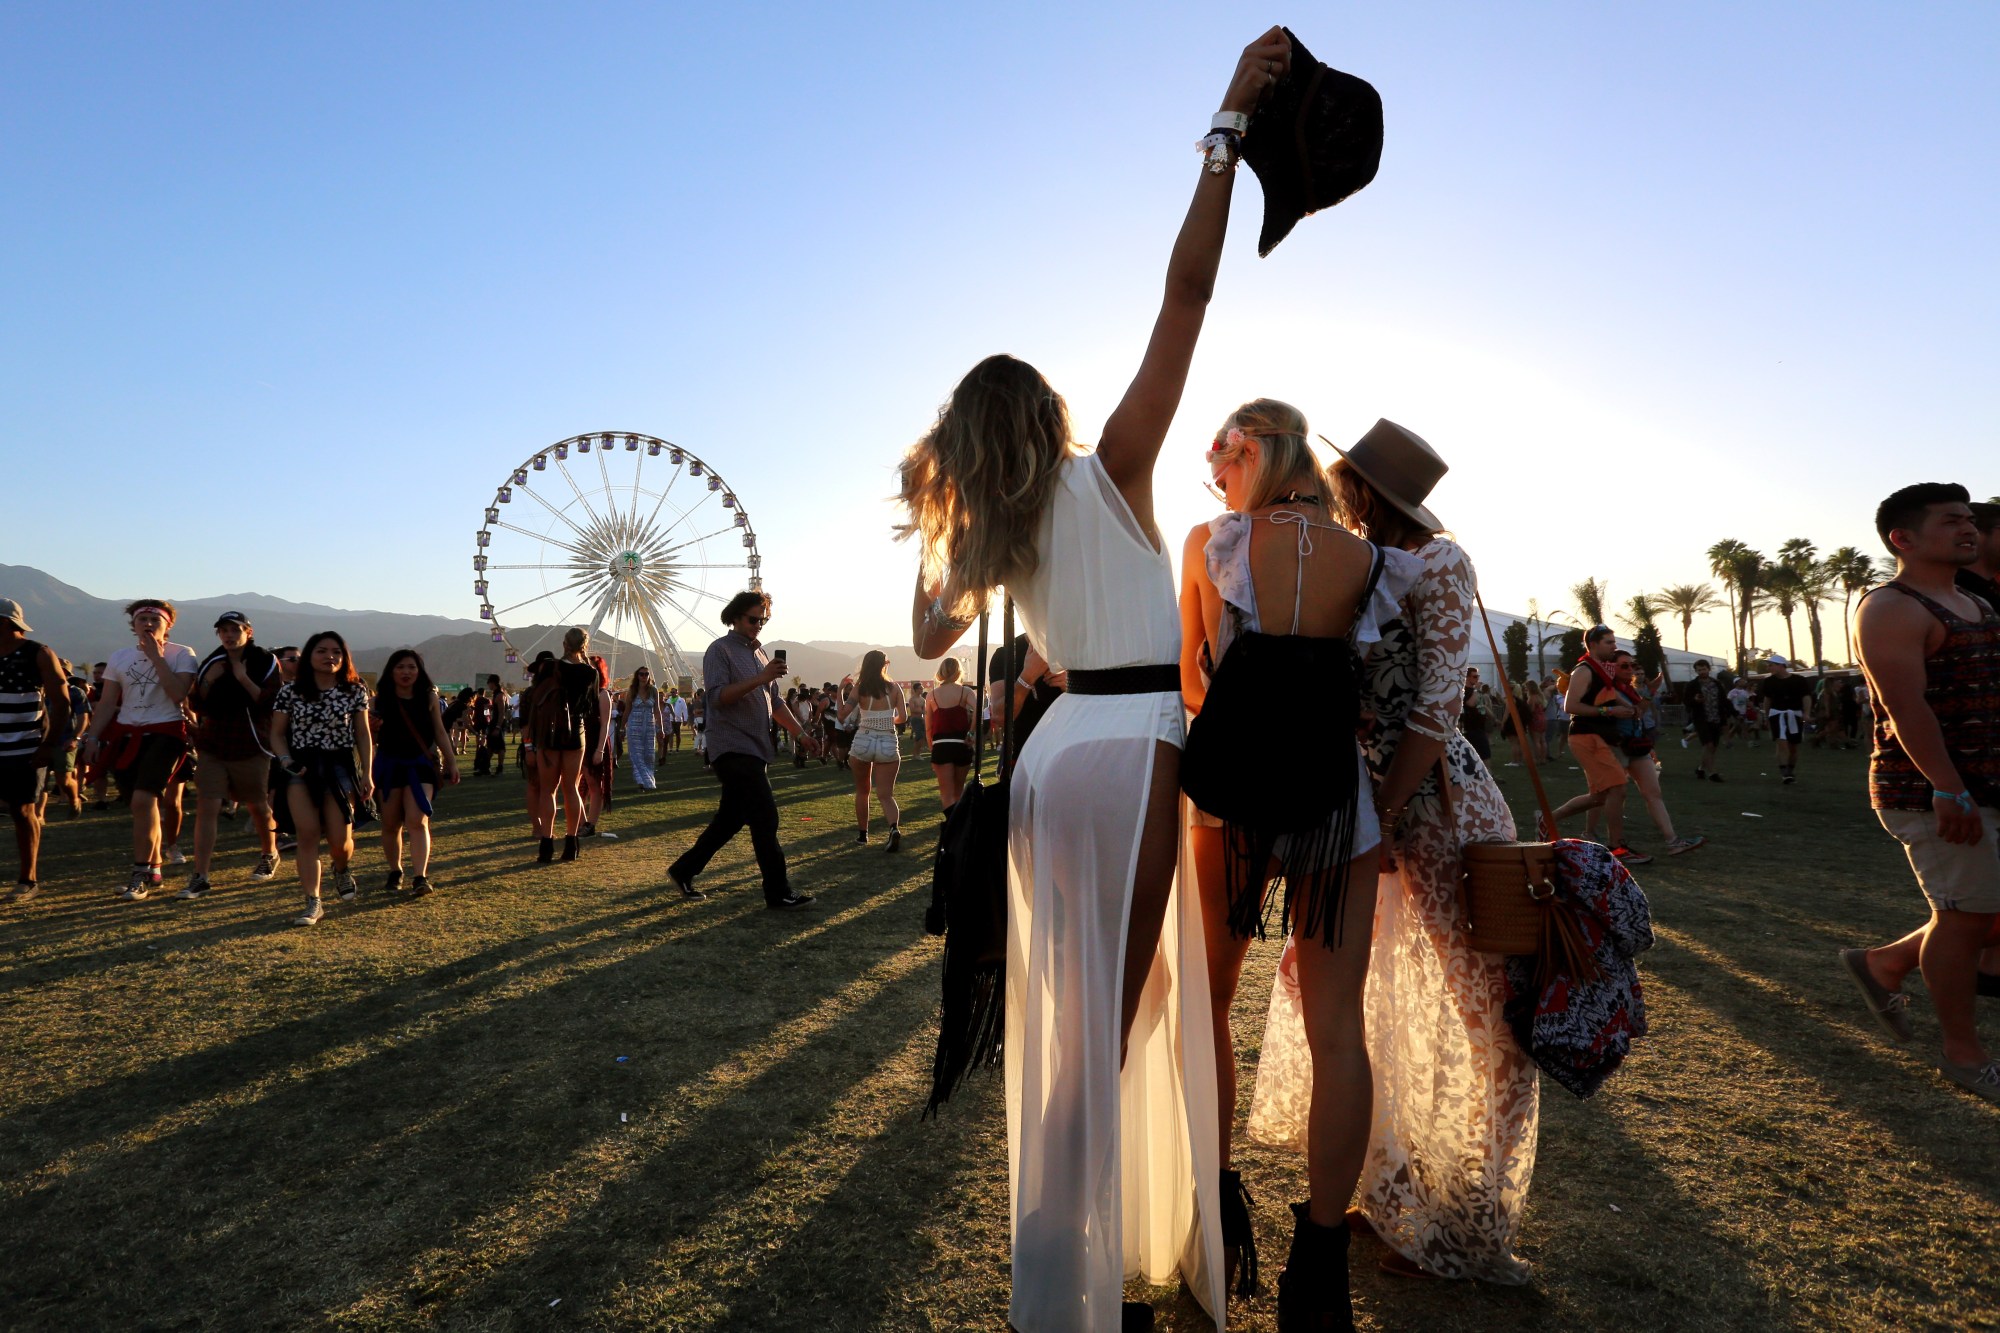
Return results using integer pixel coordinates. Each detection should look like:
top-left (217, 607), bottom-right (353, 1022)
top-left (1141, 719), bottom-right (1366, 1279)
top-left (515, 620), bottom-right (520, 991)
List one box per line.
top-left (193, 795), bottom-right (274, 877)
top-left (288, 784), bottom-right (353, 900)
top-left (932, 761), bottom-right (968, 812)
top-left (1120, 742), bottom-right (1182, 1063)
top-left (1192, 822), bottom-right (1256, 1166)
top-left (534, 749), bottom-right (586, 837)
top-left (379, 786), bottom-right (434, 876)
top-left (1865, 912), bottom-right (2000, 1066)
top-left (1292, 848), bottom-right (1382, 1227)
top-left (8, 800), bottom-right (40, 884)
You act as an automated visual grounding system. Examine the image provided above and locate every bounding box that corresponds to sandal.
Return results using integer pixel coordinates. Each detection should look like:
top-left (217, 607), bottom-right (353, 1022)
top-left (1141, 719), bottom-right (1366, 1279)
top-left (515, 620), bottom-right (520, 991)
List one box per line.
top-left (1839, 948), bottom-right (1913, 1043)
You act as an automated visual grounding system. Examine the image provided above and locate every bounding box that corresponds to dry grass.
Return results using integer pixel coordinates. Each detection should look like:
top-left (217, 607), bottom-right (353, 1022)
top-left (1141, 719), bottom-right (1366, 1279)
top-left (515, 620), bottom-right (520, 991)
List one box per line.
top-left (3, 737), bottom-right (1996, 1330)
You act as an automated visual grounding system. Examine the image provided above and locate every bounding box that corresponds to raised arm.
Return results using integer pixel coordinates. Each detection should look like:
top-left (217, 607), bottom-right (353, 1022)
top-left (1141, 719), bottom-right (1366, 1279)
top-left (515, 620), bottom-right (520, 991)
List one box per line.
top-left (1097, 27), bottom-right (1290, 533)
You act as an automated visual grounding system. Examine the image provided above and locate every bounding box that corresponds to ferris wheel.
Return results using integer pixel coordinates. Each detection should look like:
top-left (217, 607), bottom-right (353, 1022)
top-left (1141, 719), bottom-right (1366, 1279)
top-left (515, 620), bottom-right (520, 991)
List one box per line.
top-left (472, 432), bottom-right (760, 686)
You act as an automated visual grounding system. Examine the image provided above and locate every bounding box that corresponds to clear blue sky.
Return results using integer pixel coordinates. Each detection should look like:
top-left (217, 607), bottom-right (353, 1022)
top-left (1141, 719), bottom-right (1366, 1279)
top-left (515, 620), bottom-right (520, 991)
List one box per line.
top-left (4, 3), bottom-right (1995, 661)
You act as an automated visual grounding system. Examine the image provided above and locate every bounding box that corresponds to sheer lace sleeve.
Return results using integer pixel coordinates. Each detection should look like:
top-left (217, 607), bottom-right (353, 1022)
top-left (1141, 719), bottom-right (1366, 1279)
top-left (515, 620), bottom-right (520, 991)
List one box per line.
top-left (1407, 538), bottom-right (1477, 740)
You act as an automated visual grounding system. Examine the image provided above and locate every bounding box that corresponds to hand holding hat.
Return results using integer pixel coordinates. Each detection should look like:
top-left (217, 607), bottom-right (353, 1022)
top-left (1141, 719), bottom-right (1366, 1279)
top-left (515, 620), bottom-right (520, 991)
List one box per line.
top-left (1219, 27), bottom-right (1293, 118)
top-left (1240, 28), bottom-right (1384, 256)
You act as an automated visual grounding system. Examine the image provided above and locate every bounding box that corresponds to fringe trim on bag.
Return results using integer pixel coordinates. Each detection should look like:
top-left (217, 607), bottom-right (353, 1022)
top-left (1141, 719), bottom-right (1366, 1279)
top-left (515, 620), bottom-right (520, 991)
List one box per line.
top-left (924, 957), bottom-right (1004, 1118)
top-left (1221, 787), bottom-right (1364, 948)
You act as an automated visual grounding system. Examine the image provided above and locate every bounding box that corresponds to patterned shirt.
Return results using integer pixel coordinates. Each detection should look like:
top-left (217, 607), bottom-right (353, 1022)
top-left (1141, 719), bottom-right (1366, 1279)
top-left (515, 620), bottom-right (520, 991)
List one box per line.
top-left (106, 642), bottom-right (199, 726)
top-left (1864, 582), bottom-right (2000, 812)
top-left (274, 681), bottom-right (368, 753)
top-left (0, 641), bottom-right (49, 759)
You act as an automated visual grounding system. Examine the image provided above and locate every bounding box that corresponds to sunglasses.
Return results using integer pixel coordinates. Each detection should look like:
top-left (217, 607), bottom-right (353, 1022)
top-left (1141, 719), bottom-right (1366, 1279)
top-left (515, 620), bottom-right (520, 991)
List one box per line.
top-left (278, 655), bottom-right (301, 664)
top-left (746, 616), bottom-right (769, 626)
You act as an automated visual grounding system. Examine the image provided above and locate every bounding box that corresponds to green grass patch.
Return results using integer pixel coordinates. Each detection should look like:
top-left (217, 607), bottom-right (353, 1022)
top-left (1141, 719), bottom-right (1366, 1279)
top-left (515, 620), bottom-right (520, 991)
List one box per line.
top-left (3, 737), bottom-right (1996, 1329)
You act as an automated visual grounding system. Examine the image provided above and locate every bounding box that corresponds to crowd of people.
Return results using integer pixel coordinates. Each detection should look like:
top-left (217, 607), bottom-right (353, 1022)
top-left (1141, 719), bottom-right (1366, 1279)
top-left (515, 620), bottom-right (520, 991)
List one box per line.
top-left (4, 30), bottom-right (1998, 1333)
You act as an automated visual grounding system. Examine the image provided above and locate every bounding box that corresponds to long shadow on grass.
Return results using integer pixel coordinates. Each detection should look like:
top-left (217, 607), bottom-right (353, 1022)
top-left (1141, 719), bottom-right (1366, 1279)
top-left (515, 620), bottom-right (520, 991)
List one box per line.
top-left (0, 866), bottom-right (936, 1329)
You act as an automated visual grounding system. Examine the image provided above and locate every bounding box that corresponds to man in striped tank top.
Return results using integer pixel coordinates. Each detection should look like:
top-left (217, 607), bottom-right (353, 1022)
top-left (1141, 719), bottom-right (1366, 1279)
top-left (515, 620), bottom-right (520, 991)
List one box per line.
top-left (0, 597), bottom-right (73, 902)
top-left (1840, 483), bottom-right (2000, 1104)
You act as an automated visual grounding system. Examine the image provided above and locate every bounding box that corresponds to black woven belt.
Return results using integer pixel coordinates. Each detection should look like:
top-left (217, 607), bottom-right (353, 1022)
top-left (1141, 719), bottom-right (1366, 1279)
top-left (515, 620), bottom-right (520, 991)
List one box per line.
top-left (1065, 664), bottom-right (1181, 696)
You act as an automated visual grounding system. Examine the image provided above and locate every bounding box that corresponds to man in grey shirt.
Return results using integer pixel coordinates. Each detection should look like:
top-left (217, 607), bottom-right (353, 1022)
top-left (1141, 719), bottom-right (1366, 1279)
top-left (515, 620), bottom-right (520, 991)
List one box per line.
top-left (667, 591), bottom-right (820, 907)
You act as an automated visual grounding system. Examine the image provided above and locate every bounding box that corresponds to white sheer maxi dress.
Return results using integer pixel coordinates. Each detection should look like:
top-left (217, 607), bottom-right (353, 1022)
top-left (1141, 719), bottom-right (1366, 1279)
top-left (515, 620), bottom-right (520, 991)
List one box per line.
top-left (1005, 452), bottom-right (1225, 1332)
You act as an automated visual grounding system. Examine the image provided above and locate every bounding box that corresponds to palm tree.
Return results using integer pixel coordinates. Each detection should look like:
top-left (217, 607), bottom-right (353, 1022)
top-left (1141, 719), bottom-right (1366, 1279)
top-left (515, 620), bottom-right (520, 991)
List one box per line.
top-left (1726, 548), bottom-right (1768, 667)
top-left (1706, 539), bottom-right (1749, 666)
top-left (1572, 577), bottom-right (1608, 629)
top-left (1825, 545), bottom-right (1875, 665)
top-left (1779, 539), bottom-right (1827, 672)
top-left (1616, 592), bottom-right (1658, 635)
top-left (1766, 566), bottom-right (1802, 662)
top-left (1657, 582), bottom-right (1724, 652)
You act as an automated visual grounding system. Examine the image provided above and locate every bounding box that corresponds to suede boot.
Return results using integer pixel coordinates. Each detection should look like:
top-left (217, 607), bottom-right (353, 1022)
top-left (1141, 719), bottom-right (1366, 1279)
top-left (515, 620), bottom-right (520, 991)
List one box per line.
top-left (1277, 1200), bottom-right (1353, 1333)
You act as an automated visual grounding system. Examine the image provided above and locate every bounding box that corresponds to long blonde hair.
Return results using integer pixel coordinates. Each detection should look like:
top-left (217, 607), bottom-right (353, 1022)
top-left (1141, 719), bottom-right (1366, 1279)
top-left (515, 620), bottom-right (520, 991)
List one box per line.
top-left (1206, 399), bottom-right (1324, 511)
top-left (896, 354), bottom-right (1075, 620)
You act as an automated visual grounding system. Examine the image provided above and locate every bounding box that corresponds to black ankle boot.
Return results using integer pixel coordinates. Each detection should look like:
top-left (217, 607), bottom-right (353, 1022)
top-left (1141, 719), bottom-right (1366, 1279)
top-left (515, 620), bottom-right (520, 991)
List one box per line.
top-left (1221, 1167), bottom-right (1259, 1297)
top-left (1120, 1301), bottom-right (1153, 1332)
top-left (1277, 1200), bottom-right (1353, 1333)
top-left (536, 837), bottom-right (554, 863)
top-left (561, 835), bottom-right (579, 862)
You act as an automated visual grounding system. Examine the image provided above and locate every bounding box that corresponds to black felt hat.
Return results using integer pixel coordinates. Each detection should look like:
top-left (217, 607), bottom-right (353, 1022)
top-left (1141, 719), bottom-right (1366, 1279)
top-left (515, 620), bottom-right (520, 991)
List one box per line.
top-left (1241, 29), bottom-right (1383, 257)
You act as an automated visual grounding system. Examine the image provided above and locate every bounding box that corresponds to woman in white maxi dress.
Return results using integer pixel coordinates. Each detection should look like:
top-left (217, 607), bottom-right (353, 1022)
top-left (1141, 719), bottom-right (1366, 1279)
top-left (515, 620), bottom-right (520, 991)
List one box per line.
top-left (903, 32), bottom-right (1297, 1330)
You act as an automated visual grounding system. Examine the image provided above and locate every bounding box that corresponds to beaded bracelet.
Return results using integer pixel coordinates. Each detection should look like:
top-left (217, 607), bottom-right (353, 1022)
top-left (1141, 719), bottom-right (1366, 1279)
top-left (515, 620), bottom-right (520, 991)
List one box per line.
top-left (1196, 130), bottom-right (1241, 175)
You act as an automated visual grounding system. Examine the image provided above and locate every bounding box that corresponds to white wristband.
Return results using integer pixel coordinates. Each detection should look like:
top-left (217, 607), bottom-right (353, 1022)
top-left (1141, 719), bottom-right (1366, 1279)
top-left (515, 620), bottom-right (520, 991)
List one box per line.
top-left (1211, 110), bottom-right (1250, 135)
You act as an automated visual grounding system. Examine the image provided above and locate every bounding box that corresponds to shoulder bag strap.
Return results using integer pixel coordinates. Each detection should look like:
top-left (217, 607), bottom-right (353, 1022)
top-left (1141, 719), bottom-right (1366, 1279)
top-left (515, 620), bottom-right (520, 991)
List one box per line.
top-left (972, 607), bottom-right (990, 780)
top-left (1000, 595), bottom-right (1017, 782)
top-left (1472, 589), bottom-right (1557, 832)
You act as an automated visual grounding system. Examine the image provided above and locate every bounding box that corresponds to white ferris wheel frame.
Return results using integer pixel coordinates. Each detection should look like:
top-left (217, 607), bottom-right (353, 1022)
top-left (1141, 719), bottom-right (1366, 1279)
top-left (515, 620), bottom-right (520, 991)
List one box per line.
top-left (472, 431), bottom-right (762, 687)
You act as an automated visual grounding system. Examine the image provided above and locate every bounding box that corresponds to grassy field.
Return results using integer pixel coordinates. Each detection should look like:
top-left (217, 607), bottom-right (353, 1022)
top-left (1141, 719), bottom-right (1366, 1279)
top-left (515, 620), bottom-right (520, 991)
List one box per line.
top-left (4, 733), bottom-right (1998, 1331)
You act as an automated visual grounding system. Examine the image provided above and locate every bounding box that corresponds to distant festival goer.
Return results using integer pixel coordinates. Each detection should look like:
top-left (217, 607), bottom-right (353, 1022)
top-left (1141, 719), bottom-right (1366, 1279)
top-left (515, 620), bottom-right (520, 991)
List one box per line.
top-left (840, 649), bottom-right (905, 850)
top-left (268, 646), bottom-right (301, 854)
top-left (665, 591), bottom-right (820, 906)
top-left (0, 598), bottom-right (71, 902)
top-left (183, 612), bottom-right (281, 899)
top-left (1548, 625), bottom-right (1649, 862)
top-left (271, 631), bottom-right (374, 925)
top-left (1840, 483), bottom-right (2000, 1102)
top-left (1178, 401), bottom-right (1419, 1303)
top-left (37, 661), bottom-right (89, 823)
top-left (625, 666), bottom-right (664, 789)
top-left (665, 686), bottom-right (687, 752)
top-left (898, 28), bottom-right (1297, 1326)
top-left (83, 599), bottom-right (197, 901)
top-left (924, 656), bottom-right (976, 810)
top-left (519, 652), bottom-right (556, 849)
top-left (526, 628), bottom-right (602, 863)
top-left (1263, 421), bottom-right (1541, 1284)
top-left (1458, 666), bottom-right (1495, 761)
top-left (581, 653), bottom-right (615, 838)
top-left (1542, 671), bottom-right (1570, 759)
top-left (1756, 654), bottom-right (1812, 784)
top-left (1680, 659), bottom-right (1730, 781)
top-left (689, 687), bottom-right (707, 766)
top-left (1588, 651), bottom-right (1705, 856)
top-left (371, 647), bottom-right (457, 897)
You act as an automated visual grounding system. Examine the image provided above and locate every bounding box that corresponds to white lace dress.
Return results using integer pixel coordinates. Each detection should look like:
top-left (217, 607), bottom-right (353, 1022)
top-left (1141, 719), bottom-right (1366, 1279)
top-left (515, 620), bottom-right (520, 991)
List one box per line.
top-left (1246, 537), bottom-right (1540, 1283)
top-left (1005, 452), bottom-right (1224, 1331)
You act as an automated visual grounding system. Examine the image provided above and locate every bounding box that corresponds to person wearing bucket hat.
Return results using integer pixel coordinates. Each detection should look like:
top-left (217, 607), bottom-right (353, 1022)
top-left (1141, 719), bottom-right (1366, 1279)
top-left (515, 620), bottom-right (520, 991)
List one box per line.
top-left (899, 28), bottom-right (1298, 1332)
top-left (0, 598), bottom-right (72, 902)
top-left (1257, 422), bottom-right (1543, 1284)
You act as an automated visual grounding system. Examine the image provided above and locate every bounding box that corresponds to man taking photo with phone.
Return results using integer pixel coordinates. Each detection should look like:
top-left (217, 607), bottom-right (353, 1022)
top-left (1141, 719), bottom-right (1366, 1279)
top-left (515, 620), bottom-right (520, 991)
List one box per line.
top-left (665, 591), bottom-right (820, 908)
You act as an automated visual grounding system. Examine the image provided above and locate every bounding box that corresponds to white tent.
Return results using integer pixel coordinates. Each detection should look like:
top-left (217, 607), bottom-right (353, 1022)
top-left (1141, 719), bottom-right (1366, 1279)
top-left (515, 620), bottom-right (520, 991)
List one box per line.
top-left (1468, 611), bottom-right (1721, 684)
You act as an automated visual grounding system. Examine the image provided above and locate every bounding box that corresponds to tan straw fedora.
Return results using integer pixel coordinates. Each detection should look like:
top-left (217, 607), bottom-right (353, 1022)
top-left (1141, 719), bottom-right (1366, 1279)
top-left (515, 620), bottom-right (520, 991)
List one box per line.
top-left (1319, 419), bottom-right (1447, 532)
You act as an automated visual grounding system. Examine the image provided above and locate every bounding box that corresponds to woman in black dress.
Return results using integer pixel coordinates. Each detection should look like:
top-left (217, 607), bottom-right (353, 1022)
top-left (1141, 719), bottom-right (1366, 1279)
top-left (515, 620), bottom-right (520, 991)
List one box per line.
top-left (372, 648), bottom-right (459, 897)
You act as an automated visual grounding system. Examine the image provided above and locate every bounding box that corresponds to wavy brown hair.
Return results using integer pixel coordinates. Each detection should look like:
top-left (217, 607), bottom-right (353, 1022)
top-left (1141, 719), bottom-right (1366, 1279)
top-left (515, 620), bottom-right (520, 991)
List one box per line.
top-left (1207, 399), bottom-right (1323, 511)
top-left (896, 354), bottom-right (1075, 619)
top-left (1328, 459), bottom-right (1442, 549)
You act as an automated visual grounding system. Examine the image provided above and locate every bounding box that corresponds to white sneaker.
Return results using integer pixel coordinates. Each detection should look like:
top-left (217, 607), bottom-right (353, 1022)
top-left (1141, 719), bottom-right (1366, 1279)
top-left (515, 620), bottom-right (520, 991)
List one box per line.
top-left (165, 845), bottom-right (187, 867)
top-left (294, 897), bottom-right (324, 926)
top-left (250, 853), bottom-right (279, 882)
top-left (118, 869), bottom-right (156, 901)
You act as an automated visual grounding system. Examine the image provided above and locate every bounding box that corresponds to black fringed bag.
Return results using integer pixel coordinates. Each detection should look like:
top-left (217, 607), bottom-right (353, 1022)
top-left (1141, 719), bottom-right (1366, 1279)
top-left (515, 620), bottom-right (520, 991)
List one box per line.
top-left (1181, 546), bottom-right (1384, 945)
top-left (923, 598), bottom-right (1016, 1116)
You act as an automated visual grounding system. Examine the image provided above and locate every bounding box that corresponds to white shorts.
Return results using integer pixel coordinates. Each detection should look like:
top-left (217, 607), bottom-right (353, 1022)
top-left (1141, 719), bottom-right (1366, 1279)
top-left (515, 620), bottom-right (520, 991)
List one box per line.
top-left (849, 730), bottom-right (900, 765)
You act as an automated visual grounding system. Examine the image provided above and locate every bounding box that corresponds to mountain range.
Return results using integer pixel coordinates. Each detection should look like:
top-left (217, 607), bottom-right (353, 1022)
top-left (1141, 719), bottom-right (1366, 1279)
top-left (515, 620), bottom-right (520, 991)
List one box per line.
top-left (0, 565), bottom-right (957, 690)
